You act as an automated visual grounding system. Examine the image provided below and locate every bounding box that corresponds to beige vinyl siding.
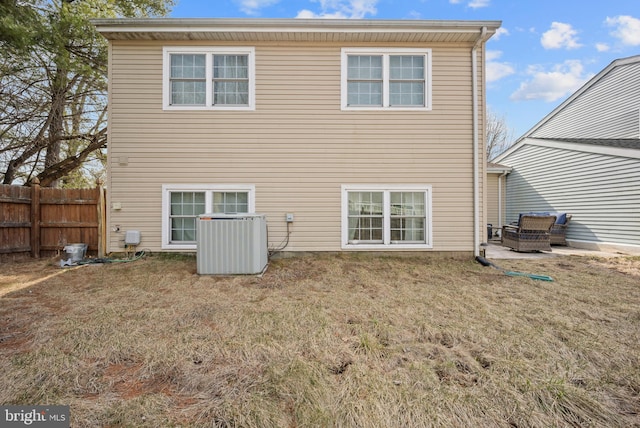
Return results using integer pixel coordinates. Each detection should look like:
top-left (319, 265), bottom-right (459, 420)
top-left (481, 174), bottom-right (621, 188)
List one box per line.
top-left (107, 41), bottom-right (484, 252)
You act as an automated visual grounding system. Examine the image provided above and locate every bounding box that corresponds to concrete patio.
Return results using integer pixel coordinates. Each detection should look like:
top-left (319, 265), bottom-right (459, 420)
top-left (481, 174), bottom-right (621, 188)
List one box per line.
top-left (482, 240), bottom-right (632, 259)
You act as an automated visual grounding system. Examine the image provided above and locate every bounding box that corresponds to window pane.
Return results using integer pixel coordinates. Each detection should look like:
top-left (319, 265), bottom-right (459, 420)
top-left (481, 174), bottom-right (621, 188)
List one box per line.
top-left (171, 81), bottom-right (206, 105)
top-left (212, 55), bottom-right (249, 106)
top-left (214, 55), bottom-right (248, 79)
top-left (348, 191), bottom-right (383, 243)
top-left (390, 192), bottom-right (425, 216)
top-left (389, 82), bottom-right (424, 107)
top-left (390, 192), bottom-right (426, 243)
top-left (347, 55), bottom-right (383, 79)
top-left (213, 192), bottom-right (249, 213)
top-left (169, 192), bottom-right (205, 242)
top-left (390, 55), bottom-right (424, 80)
top-left (214, 81), bottom-right (249, 105)
top-left (347, 82), bottom-right (383, 106)
top-left (171, 217), bottom-right (197, 242)
top-left (170, 54), bottom-right (206, 79)
top-left (391, 217), bottom-right (425, 242)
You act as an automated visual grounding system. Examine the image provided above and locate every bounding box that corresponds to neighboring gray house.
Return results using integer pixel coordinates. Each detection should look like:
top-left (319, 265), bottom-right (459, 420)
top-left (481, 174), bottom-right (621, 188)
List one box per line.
top-left (494, 55), bottom-right (640, 254)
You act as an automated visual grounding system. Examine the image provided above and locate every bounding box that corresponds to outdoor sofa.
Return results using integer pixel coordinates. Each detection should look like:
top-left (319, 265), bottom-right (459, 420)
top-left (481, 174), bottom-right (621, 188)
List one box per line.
top-left (501, 214), bottom-right (557, 252)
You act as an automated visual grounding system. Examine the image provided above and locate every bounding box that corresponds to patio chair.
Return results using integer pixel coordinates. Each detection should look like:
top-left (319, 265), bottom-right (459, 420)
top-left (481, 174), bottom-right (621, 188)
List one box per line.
top-left (501, 215), bottom-right (557, 252)
top-left (550, 214), bottom-right (572, 246)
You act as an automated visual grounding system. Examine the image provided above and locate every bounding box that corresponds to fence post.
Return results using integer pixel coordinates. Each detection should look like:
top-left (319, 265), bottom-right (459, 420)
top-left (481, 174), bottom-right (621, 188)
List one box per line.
top-left (30, 178), bottom-right (41, 258)
top-left (97, 179), bottom-right (106, 258)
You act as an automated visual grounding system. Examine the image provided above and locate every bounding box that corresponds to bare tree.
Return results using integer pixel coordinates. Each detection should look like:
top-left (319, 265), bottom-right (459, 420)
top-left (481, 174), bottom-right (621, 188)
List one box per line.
top-left (0, 0), bottom-right (173, 187)
top-left (486, 109), bottom-right (514, 161)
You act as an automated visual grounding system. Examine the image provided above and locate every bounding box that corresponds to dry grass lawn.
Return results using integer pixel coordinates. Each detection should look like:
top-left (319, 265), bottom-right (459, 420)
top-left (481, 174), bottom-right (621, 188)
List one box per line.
top-left (1, 252), bottom-right (639, 427)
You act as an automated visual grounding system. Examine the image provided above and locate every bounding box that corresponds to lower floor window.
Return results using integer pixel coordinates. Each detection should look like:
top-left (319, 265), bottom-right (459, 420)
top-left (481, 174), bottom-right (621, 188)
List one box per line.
top-left (162, 184), bottom-right (255, 249)
top-left (342, 185), bottom-right (432, 248)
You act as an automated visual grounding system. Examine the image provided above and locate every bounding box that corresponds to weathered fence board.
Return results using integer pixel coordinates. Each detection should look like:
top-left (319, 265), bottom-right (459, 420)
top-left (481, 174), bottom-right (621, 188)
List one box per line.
top-left (0, 185), bottom-right (31, 256)
top-left (0, 180), bottom-right (106, 259)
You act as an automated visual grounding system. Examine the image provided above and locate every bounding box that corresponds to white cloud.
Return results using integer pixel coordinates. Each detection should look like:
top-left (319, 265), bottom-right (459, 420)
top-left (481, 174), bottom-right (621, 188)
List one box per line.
top-left (449, 0), bottom-right (489, 7)
top-left (486, 50), bottom-right (514, 83)
top-left (297, 9), bottom-right (346, 19)
top-left (510, 60), bottom-right (593, 102)
top-left (595, 43), bottom-right (610, 52)
top-left (469, 0), bottom-right (490, 8)
top-left (237, 0), bottom-right (280, 15)
top-left (296, 0), bottom-right (377, 19)
top-left (541, 22), bottom-right (582, 50)
top-left (491, 27), bottom-right (509, 41)
top-left (605, 15), bottom-right (640, 46)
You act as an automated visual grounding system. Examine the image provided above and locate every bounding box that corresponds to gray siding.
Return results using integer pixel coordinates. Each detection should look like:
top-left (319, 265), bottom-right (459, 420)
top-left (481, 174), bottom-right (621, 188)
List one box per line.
top-left (531, 60), bottom-right (640, 139)
top-left (504, 141), bottom-right (640, 247)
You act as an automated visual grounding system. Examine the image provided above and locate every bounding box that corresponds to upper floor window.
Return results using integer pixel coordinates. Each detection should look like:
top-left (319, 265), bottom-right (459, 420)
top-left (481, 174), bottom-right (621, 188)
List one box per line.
top-left (341, 48), bottom-right (432, 111)
top-left (163, 47), bottom-right (255, 110)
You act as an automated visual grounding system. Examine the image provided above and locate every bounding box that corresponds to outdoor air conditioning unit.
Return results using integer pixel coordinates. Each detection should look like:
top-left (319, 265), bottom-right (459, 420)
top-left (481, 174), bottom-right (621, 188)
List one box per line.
top-left (196, 213), bottom-right (268, 275)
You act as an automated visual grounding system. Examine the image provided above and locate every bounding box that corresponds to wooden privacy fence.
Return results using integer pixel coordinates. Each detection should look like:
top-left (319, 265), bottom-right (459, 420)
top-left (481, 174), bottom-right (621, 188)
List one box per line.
top-left (0, 179), bottom-right (106, 259)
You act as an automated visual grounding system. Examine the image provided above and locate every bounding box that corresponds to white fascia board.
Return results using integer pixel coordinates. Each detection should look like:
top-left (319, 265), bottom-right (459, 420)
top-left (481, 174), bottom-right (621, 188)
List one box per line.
top-left (499, 138), bottom-right (640, 161)
top-left (487, 166), bottom-right (512, 174)
top-left (91, 18), bottom-right (501, 40)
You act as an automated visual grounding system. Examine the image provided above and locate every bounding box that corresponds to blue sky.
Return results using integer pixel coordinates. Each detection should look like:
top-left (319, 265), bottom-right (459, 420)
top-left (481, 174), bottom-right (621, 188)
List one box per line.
top-left (169, 0), bottom-right (640, 138)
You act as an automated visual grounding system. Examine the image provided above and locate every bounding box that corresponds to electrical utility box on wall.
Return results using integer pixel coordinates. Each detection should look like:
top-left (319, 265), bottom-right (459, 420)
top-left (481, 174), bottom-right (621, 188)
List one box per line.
top-left (196, 214), bottom-right (268, 275)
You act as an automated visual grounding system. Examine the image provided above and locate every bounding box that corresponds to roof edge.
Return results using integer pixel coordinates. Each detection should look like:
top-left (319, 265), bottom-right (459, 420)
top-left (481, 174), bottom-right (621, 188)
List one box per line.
top-left (91, 17), bottom-right (501, 35)
top-left (495, 137), bottom-right (640, 163)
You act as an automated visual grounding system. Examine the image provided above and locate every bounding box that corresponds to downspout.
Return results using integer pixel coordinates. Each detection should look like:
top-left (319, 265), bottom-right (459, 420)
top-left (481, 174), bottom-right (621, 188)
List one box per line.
top-left (472, 26), bottom-right (487, 256)
top-left (498, 170), bottom-right (508, 235)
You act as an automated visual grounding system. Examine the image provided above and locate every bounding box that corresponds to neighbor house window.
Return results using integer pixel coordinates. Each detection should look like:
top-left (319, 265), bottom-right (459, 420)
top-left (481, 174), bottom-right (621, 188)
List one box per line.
top-left (341, 185), bottom-right (432, 249)
top-left (163, 47), bottom-right (255, 110)
top-left (341, 48), bottom-right (431, 110)
top-left (162, 184), bottom-right (255, 249)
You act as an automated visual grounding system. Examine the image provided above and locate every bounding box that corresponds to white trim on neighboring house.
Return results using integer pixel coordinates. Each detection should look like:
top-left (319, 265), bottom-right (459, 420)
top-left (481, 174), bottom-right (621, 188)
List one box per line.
top-left (340, 48), bottom-right (432, 111)
top-left (161, 184), bottom-right (256, 250)
top-left (487, 165), bottom-right (511, 235)
top-left (566, 238), bottom-right (640, 255)
top-left (494, 138), bottom-right (640, 163)
top-left (162, 46), bottom-right (256, 111)
top-left (340, 184), bottom-right (433, 250)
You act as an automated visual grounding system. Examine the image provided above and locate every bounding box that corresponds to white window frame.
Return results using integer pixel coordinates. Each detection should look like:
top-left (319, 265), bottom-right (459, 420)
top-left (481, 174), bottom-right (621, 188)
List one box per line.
top-left (161, 184), bottom-right (256, 250)
top-left (163, 46), bottom-right (256, 111)
top-left (341, 184), bottom-right (433, 250)
top-left (341, 48), bottom-right (432, 111)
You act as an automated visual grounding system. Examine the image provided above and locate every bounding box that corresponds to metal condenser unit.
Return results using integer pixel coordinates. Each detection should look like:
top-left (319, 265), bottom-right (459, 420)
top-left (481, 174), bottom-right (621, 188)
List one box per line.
top-left (196, 213), bottom-right (268, 275)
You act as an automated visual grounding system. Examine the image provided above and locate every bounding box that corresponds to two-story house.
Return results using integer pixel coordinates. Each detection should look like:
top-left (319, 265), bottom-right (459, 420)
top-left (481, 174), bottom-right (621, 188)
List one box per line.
top-left (93, 18), bottom-right (500, 256)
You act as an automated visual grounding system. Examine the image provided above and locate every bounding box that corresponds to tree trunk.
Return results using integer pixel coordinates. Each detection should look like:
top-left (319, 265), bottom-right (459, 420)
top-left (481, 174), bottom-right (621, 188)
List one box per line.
top-left (45, 68), bottom-right (66, 188)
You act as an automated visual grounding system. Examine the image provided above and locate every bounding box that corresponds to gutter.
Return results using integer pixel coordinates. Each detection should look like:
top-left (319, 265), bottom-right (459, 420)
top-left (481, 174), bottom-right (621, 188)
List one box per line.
top-left (472, 26), bottom-right (487, 256)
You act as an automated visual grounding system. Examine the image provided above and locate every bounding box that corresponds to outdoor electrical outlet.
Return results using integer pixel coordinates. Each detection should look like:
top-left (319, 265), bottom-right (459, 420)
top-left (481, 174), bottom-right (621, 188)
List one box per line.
top-left (286, 213), bottom-right (294, 223)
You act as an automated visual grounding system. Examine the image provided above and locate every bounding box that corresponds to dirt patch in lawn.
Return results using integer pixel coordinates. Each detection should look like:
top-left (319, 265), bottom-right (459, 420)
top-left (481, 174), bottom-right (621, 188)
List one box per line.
top-left (1, 253), bottom-right (639, 427)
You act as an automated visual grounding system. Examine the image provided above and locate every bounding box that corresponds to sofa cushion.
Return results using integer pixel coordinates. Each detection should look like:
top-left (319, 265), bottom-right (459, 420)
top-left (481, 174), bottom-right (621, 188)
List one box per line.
top-left (518, 211), bottom-right (566, 225)
top-left (548, 212), bottom-right (567, 224)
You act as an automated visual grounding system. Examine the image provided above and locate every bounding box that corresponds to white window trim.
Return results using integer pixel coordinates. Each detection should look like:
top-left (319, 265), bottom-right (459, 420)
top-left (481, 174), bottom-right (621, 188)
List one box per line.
top-left (341, 48), bottom-right (432, 111)
top-left (162, 46), bottom-right (256, 111)
top-left (341, 184), bottom-right (433, 250)
top-left (161, 184), bottom-right (256, 250)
